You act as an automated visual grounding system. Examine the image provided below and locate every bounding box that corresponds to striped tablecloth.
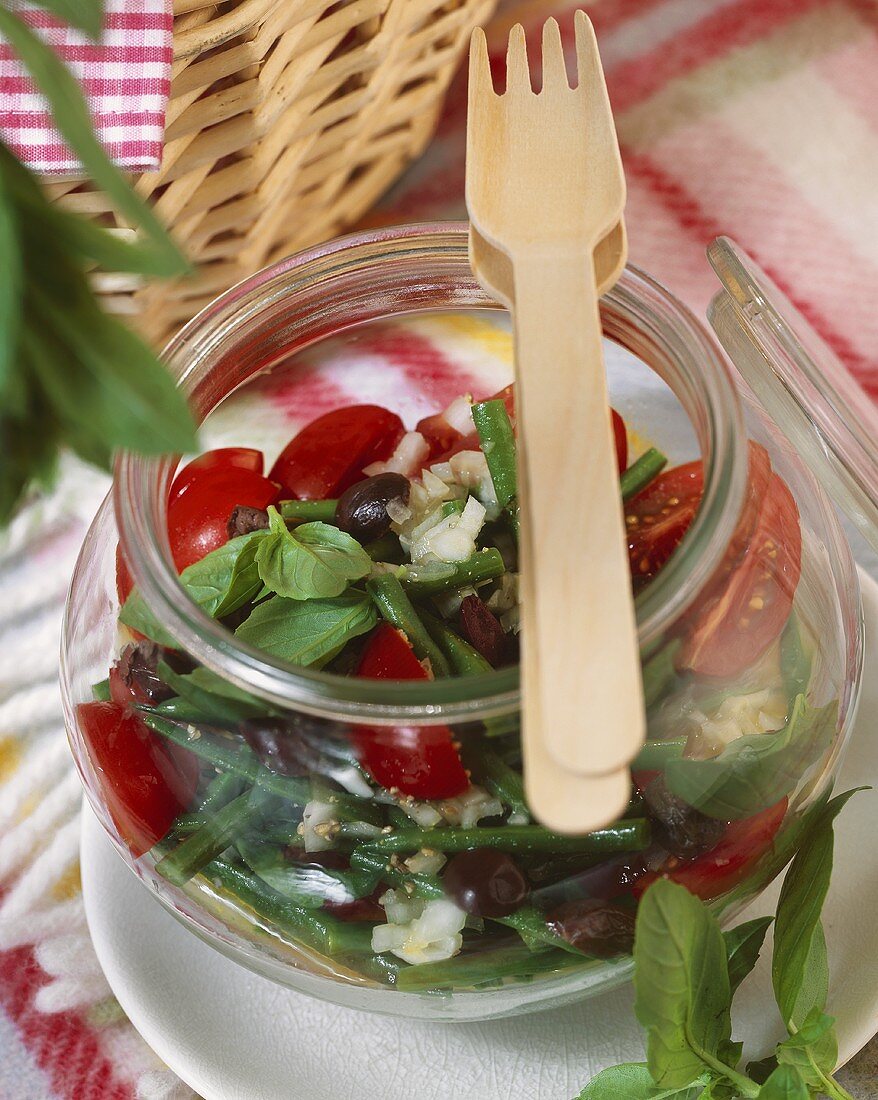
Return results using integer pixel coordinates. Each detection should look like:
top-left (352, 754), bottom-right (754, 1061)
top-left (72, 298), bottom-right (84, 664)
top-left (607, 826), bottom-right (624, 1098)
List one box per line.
top-left (0, 0), bottom-right (875, 1096)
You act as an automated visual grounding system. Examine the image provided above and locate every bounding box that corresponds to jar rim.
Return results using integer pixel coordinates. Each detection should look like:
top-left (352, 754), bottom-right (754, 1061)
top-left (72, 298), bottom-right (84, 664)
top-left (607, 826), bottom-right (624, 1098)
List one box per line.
top-left (115, 222), bottom-right (748, 724)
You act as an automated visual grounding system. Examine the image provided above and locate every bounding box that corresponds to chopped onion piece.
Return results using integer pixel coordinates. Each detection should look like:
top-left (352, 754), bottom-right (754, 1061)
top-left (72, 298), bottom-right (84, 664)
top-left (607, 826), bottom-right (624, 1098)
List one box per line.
top-left (364, 431), bottom-right (429, 478)
top-left (301, 800), bottom-right (337, 852)
top-left (385, 496), bottom-right (412, 524)
top-left (443, 394), bottom-right (475, 434)
top-left (405, 849), bottom-right (447, 875)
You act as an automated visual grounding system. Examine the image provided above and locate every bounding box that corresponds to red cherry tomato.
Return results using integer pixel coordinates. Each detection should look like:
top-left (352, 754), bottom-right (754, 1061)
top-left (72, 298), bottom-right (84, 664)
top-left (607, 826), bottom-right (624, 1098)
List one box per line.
top-left (612, 408), bottom-right (628, 475)
top-left (634, 799), bottom-right (788, 902)
top-left (167, 461), bottom-right (279, 571)
top-left (417, 412), bottom-right (464, 462)
top-left (626, 461), bottom-right (704, 591)
top-left (77, 701), bottom-right (199, 857)
top-left (351, 624), bottom-right (469, 800)
top-left (170, 447), bottom-right (263, 502)
top-left (269, 405), bottom-right (404, 500)
top-left (680, 467), bottom-right (801, 680)
top-left (116, 544), bottom-right (135, 605)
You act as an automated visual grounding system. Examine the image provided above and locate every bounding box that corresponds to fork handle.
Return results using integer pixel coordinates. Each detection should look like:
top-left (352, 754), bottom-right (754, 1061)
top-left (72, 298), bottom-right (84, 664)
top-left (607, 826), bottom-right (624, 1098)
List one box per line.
top-left (512, 247), bottom-right (645, 778)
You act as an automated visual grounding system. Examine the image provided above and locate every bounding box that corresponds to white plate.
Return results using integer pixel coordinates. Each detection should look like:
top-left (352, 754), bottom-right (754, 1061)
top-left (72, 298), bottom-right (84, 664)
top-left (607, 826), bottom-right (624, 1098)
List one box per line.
top-left (82, 574), bottom-right (878, 1100)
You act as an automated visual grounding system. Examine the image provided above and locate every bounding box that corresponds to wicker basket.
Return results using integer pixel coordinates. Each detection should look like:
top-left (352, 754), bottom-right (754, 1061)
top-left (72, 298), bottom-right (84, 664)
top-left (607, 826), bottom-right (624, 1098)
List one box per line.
top-left (48, 0), bottom-right (495, 345)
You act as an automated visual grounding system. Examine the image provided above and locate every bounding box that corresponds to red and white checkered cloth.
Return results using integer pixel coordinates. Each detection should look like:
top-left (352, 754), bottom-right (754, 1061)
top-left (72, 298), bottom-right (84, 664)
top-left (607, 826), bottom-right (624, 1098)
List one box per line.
top-left (0, 0), bottom-right (172, 174)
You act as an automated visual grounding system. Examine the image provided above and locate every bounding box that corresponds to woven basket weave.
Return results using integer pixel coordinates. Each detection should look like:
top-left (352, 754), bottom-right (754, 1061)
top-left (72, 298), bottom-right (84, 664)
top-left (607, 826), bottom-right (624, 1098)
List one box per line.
top-left (48, 0), bottom-right (495, 346)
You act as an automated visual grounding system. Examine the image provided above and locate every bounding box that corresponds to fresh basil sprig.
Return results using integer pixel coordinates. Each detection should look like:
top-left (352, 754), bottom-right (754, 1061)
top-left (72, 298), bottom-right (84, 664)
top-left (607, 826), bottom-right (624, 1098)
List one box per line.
top-left (0, 3), bottom-right (196, 523)
top-left (664, 697), bottom-right (838, 821)
top-left (255, 507), bottom-right (371, 601)
top-left (577, 789), bottom-right (865, 1100)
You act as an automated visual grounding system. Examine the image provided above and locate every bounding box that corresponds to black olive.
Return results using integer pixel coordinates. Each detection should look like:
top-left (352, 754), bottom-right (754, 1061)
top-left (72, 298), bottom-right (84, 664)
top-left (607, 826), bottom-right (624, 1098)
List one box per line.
top-left (227, 505), bottom-right (270, 538)
top-left (335, 473), bottom-right (410, 543)
top-left (643, 775), bottom-right (726, 858)
top-left (238, 716), bottom-right (315, 777)
top-left (115, 641), bottom-right (174, 704)
top-left (442, 848), bottom-right (529, 917)
top-left (546, 899), bottom-right (636, 957)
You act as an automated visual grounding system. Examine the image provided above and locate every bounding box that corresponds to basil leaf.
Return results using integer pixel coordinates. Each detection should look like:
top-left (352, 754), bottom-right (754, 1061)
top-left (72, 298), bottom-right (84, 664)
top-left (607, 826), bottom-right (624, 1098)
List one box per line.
top-left (0, 8), bottom-right (186, 276)
top-left (772, 815), bottom-right (835, 1026)
top-left (183, 532), bottom-right (269, 618)
top-left (779, 615), bottom-right (811, 707)
top-left (118, 589), bottom-right (177, 648)
top-left (755, 1065), bottom-right (809, 1100)
top-left (776, 1006), bottom-right (837, 1089)
top-left (235, 592), bottom-right (377, 668)
top-left (32, 0), bottom-right (104, 39)
top-left (633, 879), bottom-right (733, 1089)
top-left (120, 533), bottom-right (268, 644)
top-left (575, 1063), bottom-right (706, 1100)
top-left (34, 282), bottom-right (197, 455)
top-left (747, 1058), bottom-right (779, 1086)
top-left (256, 510), bottom-right (371, 600)
top-left (664, 696), bottom-right (838, 820)
top-left (723, 917), bottom-right (773, 997)
top-left (697, 1081), bottom-right (736, 1100)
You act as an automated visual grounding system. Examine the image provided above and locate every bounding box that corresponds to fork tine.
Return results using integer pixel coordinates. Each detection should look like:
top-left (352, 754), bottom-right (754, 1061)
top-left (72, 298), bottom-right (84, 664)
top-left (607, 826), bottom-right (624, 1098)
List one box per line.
top-left (573, 10), bottom-right (606, 97)
top-left (540, 17), bottom-right (569, 92)
top-left (505, 23), bottom-right (532, 98)
top-left (468, 27), bottom-right (495, 102)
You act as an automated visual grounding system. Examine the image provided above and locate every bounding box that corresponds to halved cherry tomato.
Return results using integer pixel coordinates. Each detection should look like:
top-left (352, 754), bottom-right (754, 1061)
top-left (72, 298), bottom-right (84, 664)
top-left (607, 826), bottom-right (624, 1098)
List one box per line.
top-left (417, 411), bottom-right (464, 461)
top-left (116, 544), bottom-right (135, 605)
top-left (634, 799), bottom-right (788, 902)
top-left (167, 460), bottom-right (279, 571)
top-left (170, 447), bottom-right (263, 502)
top-left (612, 408), bottom-right (628, 475)
top-left (679, 446), bottom-right (801, 679)
top-left (351, 623), bottom-right (469, 800)
top-left (77, 701), bottom-right (199, 857)
top-left (626, 461), bottom-right (703, 591)
top-left (269, 405), bottom-right (404, 500)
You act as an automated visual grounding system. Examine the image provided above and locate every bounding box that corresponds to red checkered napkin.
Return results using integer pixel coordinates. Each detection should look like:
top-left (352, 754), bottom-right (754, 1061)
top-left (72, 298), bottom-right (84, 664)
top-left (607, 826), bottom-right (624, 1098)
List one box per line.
top-left (0, 0), bottom-right (172, 174)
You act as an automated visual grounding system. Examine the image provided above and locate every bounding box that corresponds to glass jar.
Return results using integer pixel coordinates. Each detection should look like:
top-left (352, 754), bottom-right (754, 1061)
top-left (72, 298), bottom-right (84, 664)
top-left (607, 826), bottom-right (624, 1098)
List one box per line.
top-left (61, 225), bottom-right (873, 1021)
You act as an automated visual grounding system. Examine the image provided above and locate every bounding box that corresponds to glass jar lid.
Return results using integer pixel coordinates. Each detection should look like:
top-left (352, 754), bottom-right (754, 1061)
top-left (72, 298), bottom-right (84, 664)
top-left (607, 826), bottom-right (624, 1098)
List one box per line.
top-left (707, 236), bottom-right (878, 553)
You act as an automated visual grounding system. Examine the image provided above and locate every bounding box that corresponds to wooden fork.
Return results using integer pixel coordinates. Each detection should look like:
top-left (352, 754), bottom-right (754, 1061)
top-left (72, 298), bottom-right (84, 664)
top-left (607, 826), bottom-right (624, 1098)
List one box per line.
top-left (467, 14), bottom-right (644, 832)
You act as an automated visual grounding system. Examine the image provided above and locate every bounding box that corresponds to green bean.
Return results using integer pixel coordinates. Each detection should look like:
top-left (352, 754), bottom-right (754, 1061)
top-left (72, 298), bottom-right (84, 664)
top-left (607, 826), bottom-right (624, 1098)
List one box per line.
top-left (348, 846), bottom-right (579, 956)
top-left (505, 498), bottom-right (520, 541)
top-left (355, 820), bottom-right (650, 859)
top-left (279, 499), bottom-right (338, 523)
top-left (200, 768), bottom-right (247, 812)
top-left (396, 944), bottom-right (573, 991)
top-left (157, 790), bottom-right (267, 886)
top-left (348, 846), bottom-right (444, 901)
top-left (398, 548), bottom-right (505, 598)
top-left (422, 613), bottom-right (493, 677)
top-left (140, 712), bottom-right (382, 824)
top-left (641, 638), bottom-right (682, 708)
top-left (620, 447), bottom-right (667, 501)
top-left (441, 498), bottom-right (466, 518)
top-left (91, 678), bottom-right (110, 701)
top-left (472, 398), bottom-right (517, 509)
top-left (463, 742), bottom-right (528, 819)
top-left (631, 738), bottom-right (686, 771)
top-left (364, 533), bottom-right (404, 562)
top-left (206, 857), bottom-right (375, 955)
top-left (366, 574), bottom-right (450, 676)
